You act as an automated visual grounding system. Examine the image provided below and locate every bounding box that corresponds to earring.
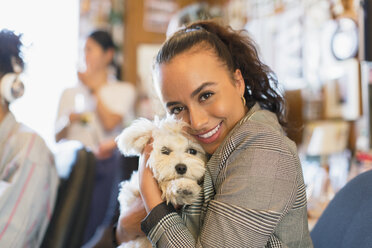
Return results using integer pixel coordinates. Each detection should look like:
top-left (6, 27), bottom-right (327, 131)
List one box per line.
top-left (241, 96), bottom-right (246, 106)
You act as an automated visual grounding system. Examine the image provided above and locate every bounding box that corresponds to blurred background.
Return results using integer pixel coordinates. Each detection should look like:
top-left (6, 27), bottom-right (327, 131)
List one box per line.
top-left (1, 0), bottom-right (372, 230)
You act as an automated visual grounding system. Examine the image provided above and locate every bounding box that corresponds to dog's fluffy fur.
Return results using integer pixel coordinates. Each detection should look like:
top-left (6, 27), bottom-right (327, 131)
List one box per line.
top-left (115, 116), bottom-right (207, 248)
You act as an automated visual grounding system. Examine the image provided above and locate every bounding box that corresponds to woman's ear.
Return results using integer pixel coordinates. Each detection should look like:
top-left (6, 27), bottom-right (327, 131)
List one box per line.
top-left (233, 69), bottom-right (245, 95)
top-left (105, 48), bottom-right (115, 65)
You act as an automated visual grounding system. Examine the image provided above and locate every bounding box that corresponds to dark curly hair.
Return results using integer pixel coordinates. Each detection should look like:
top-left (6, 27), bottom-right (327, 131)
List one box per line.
top-left (0, 29), bottom-right (24, 77)
top-left (155, 20), bottom-right (287, 127)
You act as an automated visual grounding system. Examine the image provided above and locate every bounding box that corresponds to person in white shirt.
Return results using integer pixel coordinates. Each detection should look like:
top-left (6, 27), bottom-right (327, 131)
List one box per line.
top-left (55, 30), bottom-right (136, 159)
top-left (0, 29), bottom-right (59, 248)
top-left (55, 30), bottom-right (137, 244)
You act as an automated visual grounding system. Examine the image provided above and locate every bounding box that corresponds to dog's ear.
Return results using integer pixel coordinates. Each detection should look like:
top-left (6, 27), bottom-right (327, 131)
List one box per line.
top-left (115, 118), bottom-right (155, 155)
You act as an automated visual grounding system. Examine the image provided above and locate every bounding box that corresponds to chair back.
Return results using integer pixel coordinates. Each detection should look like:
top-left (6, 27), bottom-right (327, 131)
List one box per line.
top-left (310, 170), bottom-right (372, 248)
top-left (41, 141), bottom-right (96, 248)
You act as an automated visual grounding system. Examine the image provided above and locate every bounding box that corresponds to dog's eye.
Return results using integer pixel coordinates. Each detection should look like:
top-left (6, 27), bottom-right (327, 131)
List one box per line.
top-left (161, 147), bottom-right (171, 155)
top-left (187, 148), bottom-right (197, 155)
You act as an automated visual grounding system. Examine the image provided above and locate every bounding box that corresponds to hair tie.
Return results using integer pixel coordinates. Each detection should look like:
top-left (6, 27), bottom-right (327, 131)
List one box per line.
top-left (184, 25), bottom-right (204, 33)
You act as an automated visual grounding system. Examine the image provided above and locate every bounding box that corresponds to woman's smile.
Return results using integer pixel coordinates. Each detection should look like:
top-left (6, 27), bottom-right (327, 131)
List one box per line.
top-left (194, 122), bottom-right (222, 144)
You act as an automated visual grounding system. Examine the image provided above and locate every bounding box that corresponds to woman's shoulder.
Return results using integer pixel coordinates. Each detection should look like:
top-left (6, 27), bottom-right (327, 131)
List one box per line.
top-left (7, 121), bottom-right (53, 164)
top-left (60, 85), bottom-right (89, 97)
top-left (234, 106), bottom-right (283, 138)
top-left (103, 81), bottom-right (136, 94)
top-left (17, 124), bottom-right (50, 150)
top-left (216, 107), bottom-right (301, 180)
top-left (106, 80), bottom-right (135, 89)
top-left (242, 105), bottom-right (283, 134)
top-left (229, 105), bottom-right (296, 156)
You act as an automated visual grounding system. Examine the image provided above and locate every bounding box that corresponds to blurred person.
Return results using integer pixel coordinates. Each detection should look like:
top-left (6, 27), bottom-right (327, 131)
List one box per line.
top-left (55, 30), bottom-right (137, 244)
top-left (0, 29), bottom-right (59, 247)
top-left (55, 30), bottom-right (136, 158)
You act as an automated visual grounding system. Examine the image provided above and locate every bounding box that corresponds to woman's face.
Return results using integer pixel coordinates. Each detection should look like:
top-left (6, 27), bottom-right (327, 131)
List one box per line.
top-left (84, 38), bottom-right (112, 72)
top-left (155, 49), bottom-right (247, 154)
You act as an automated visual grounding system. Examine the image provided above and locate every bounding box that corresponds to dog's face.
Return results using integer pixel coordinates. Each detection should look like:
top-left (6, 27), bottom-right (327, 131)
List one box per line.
top-left (116, 116), bottom-right (207, 205)
top-left (149, 125), bottom-right (206, 186)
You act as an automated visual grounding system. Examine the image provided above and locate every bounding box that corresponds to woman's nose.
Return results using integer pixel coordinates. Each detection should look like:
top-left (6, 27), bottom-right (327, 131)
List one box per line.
top-left (188, 106), bottom-right (208, 131)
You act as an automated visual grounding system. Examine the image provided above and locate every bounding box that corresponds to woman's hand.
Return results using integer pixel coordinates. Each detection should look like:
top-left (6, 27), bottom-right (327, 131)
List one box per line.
top-left (138, 139), bottom-right (163, 213)
top-left (78, 71), bottom-right (103, 93)
top-left (116, 196), bottom-right (147, 243)
top-left (68, 112), bottom-right (93, 125)
top-left (115, 139), bottom-right (163, 244)
top-left (68, 112), bottom-right (82, 123)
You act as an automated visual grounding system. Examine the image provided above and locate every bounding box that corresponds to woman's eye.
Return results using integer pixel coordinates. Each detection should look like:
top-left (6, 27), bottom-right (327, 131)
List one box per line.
top-left (170, 106), bottom-right (184, 115)
top-left (187, 148), bottom-right (197, 155)
top-left (200, 92), bottom-right (213, 101)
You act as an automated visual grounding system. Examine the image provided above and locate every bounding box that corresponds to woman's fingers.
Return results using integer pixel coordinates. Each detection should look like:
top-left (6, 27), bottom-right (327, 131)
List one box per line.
top-left (116, 196), bottom-right (147, 243)
top-left (138, 137), bottom-right (163, 213)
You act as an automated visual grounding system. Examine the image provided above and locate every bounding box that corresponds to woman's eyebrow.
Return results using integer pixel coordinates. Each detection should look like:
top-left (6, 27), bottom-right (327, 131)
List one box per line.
top-left (165, 82), bottom-right (216, 108)
top-left (166, 101), bottom-right (181, 108)
top-left (190, 82), bottom-right (215, 98)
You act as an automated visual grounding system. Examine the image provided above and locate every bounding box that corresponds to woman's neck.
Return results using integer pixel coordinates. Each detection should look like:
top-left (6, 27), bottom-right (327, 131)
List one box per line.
top-left (89, 68), bottom-right (108, 84)
top-left (0, 103), bottom-right (9, 123)
top-left (80, 68), bottom-right (109, 92)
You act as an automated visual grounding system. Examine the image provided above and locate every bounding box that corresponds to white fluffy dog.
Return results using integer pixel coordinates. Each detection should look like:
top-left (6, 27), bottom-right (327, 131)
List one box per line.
top-left (115, 116), bottom-right (207, 248)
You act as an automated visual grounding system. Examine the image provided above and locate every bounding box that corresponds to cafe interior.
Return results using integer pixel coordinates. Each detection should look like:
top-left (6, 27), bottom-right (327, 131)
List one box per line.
top-left (1, 0), bottom-right (372, 247)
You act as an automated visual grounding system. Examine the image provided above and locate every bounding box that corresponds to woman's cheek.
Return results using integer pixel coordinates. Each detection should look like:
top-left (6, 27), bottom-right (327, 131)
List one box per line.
top-left (209, 101), bottom-right (229, 116)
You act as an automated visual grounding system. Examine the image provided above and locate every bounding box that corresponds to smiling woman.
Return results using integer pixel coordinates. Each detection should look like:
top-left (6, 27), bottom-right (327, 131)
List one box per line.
top-left (114, 20), bottom-right (314, 248)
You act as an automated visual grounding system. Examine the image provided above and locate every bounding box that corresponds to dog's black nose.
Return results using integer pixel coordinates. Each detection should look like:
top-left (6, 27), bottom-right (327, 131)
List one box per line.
top-left (175, 163), bottom-right (187, 175)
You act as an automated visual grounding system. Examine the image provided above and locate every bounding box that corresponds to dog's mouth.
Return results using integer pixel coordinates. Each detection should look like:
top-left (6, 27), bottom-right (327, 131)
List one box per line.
top-left (177, 189), bottom-right (193, 195)
top-left (161, 175), bottom-right (204, 185)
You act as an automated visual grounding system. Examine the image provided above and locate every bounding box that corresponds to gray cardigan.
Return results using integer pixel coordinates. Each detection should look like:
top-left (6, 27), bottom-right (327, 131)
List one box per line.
top-left (141, 103), bottom-right (313, 248)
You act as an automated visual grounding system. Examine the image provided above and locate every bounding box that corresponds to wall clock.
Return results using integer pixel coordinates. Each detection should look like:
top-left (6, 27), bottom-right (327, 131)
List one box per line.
top-left (331, 17), bottom-right (358, 60)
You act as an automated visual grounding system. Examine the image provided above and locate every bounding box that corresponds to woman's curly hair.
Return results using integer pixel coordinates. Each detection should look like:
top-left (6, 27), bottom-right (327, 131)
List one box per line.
top-left (0, 29), bottom-right (24, 76)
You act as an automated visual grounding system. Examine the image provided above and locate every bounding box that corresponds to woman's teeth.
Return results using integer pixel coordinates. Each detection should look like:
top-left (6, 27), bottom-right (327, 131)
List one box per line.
top-left (198, 123), bottom-right (220, 139)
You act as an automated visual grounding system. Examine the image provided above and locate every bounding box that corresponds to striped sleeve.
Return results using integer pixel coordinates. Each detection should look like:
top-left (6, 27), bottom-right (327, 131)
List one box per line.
top-left (142, 202), bottom-right (196, 247)
top-left (199, 201), bottom-right (289, 247)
